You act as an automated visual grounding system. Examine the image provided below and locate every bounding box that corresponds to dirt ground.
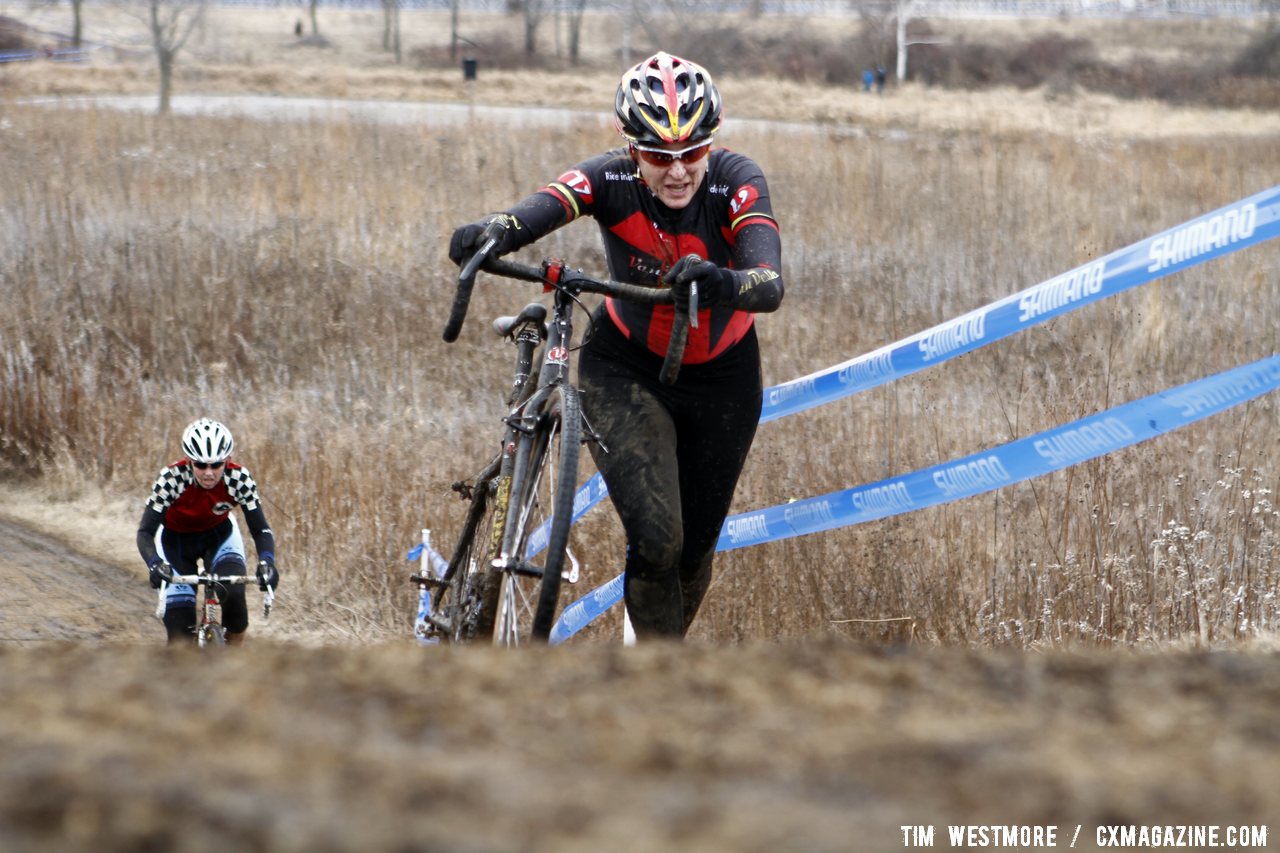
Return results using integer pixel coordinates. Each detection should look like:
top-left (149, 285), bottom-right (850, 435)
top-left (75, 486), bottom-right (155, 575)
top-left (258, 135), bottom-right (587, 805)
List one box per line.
top-left (2, 7), bottom-right (1279, 851)
top-left (0, 515), bottom-right (1277, 853)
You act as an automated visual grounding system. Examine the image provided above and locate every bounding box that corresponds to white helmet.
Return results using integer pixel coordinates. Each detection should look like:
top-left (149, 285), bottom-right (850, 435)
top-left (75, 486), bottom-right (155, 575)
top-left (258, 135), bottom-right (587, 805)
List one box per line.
top-left (181, 418), bottom-right (235, 464)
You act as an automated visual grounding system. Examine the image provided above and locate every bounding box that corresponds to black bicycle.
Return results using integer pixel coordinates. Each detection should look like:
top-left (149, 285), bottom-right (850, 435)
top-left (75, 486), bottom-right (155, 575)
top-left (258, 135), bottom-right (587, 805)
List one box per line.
top-left (413, 219), bottom-right (691, 645)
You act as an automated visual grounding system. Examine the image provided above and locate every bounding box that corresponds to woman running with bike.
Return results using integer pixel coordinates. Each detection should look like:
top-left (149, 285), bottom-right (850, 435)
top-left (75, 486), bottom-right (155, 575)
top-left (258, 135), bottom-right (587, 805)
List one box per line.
top-left (136, 418), bottom-right (280, 644)
top-left (449, 52), bottom-right (784, 640)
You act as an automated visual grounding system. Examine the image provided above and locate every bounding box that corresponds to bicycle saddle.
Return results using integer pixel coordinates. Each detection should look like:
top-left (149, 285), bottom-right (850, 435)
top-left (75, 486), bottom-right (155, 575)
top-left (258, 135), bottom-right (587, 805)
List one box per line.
top-left (493, 303), bottom-right (548, 338)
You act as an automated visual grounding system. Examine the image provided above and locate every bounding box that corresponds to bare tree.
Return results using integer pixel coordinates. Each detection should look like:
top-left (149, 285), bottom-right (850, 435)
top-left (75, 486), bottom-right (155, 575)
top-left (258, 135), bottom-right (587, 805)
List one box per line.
top-left (143, 0), bottom-right (207, 115)
top-left (565, 0), bottom-right (588, 65)
top-left (70, 0), bottom-right (85, 48)
top-left (382, 0), bottom-right (401, 63)
top-left (308, 0), bottom-right (320, 35)
top-left (450, 0), bottom-right (461, 61)
top-left (522, 0), bottom-right (548, 56)
top-left (854, 0), bottom-right (893, 72)
top-left (890, 0), bottom-right (944, 82)
top-left (617, 0), bottom-right (635, 67)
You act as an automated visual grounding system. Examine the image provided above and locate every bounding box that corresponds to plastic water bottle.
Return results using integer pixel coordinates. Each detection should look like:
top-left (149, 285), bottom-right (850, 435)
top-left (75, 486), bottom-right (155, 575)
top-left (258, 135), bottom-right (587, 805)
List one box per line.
top-left (413, 529), bottom-right (443, 646)
top-left (414, 583), bottom-right (439, 646)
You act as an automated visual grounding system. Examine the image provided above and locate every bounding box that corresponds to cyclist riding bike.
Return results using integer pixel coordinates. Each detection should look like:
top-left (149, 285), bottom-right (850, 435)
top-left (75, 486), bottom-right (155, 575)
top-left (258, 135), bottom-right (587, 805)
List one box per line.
top-left (449, 52), bottom-right (785, 640)
top-left (136, 418), bottom-right (281, 645)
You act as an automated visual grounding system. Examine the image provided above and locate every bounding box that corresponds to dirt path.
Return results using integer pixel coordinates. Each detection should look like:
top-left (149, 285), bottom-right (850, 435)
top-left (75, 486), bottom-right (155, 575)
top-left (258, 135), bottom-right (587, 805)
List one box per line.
top-left (1, 517), bottom-right (1278, 852)
top-left (0, 517), bottom-right (161, 645)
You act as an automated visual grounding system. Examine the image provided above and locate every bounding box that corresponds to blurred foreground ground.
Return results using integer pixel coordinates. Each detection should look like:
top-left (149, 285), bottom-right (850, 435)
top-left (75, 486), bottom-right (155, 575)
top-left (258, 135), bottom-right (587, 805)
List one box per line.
top-left (1, 517), bottom-right (1277, 852)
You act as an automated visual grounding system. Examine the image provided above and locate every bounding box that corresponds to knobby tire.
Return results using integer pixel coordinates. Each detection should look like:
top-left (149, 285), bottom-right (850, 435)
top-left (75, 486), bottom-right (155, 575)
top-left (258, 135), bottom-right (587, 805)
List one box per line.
top-left (495, 384), bottom-right (581, 645)
top-left (434, 461), bottom-right (505, 642)
top-left (198, 623), bottom-right (226, 647)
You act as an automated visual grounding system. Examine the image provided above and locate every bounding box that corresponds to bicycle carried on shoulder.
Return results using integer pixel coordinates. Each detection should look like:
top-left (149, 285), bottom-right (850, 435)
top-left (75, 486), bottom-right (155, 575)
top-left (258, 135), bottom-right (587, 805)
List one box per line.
top-left (156, 563), bottom-right (275, 647)
top-left (412, 220), bottom-right (690, 646)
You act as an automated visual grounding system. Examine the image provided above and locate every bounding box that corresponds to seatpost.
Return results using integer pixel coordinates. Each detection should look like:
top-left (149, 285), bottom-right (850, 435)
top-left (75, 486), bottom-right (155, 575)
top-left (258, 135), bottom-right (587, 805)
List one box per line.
top-left (509, 326), bottom-right (542, 408)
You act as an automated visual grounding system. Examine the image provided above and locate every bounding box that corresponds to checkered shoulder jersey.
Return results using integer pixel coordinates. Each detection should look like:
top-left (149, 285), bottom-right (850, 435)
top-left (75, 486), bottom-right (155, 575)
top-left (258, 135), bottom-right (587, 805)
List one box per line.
top-left (136, 459), bottom-right (276, 569)
top-left (146, 459), bottom-right (262, 533)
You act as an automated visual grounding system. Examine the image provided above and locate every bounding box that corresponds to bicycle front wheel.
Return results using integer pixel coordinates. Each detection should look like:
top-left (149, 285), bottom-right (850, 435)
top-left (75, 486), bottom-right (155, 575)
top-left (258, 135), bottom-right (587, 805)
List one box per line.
top-left (494, 384), bottom-right (581, 645)
top-left (197, 623), bottom-right (226, 647)
top-left (428, 458), bottom-right (505, 643)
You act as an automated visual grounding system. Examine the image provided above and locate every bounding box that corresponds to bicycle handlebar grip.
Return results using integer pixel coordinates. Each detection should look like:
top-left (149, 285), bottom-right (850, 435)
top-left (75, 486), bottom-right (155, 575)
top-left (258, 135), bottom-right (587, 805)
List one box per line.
top-left (442, 279), bottom-right (474, 343)
top-left (443, 219), bottom-right (510, 343)
top-left (660, 306), bottom-right (689, 385)
top-left (442, 254), bottom-right (483, 343)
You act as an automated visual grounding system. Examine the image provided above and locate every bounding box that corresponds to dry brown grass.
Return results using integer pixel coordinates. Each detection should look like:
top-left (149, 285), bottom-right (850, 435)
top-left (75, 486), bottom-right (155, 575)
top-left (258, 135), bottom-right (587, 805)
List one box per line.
top-left (1, 6), bottom-right (1278, 646)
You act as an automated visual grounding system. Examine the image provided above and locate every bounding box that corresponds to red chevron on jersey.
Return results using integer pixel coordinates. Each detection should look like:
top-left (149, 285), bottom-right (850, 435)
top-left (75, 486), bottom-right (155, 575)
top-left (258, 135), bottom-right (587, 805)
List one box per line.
top-left (558, 169), bottom-right (593, 203)
top-left (729, 184), bottom-right (759, 218)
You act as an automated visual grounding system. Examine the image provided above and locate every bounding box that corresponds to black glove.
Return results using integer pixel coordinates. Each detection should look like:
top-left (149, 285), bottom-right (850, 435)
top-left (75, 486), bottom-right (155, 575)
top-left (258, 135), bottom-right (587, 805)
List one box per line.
top-left (662, 254), bottom-right (734, 312)
top-left (448, 219), bottom-right (489, 266)
top-left (256, 559), bottom-right (280, 591)
top-left (448, 214), bottom-right (519, 266)
top-left (148, 559), bottom-right (172, 589)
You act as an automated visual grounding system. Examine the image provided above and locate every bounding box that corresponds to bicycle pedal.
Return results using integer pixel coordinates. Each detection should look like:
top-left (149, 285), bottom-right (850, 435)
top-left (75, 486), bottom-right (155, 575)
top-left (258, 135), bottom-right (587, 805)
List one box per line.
top-left (493, 558), bottom-right (545, 578)
top-left (409, 574), bottom-right (449, 591)
top-left (517, 562), bottom-right (545, 578)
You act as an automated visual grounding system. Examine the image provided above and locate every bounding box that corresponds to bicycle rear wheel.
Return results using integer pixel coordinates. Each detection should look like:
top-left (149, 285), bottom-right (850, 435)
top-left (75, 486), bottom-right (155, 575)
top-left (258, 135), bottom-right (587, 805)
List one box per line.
top-left (493, 384), bottom-right (581, 645)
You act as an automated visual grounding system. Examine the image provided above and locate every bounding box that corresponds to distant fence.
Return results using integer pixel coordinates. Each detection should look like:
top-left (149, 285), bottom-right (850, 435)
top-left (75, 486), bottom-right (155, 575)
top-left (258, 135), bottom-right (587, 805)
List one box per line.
top-left (0, 47), bottom-right (91, 64)
top-left (192, 0), bottom-right (1273, 18)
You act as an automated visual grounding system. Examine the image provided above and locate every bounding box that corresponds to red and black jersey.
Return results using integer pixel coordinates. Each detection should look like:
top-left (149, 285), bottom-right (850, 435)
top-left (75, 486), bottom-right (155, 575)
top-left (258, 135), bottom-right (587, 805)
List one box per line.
top-left (502, 147), bottom-right (784, 364)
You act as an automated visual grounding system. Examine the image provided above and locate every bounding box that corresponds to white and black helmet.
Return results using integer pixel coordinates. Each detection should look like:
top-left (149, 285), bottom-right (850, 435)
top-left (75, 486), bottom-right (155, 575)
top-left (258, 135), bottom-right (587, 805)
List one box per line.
top-left (181, 418), bottom-right (235, 464)
top-left (614, 52), bottom-right (722, 147)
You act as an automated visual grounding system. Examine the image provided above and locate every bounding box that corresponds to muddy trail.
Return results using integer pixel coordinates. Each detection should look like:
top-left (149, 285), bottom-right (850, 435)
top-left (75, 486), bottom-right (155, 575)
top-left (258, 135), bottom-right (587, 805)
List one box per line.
top-left (1, 518), bottom-right (1277, 852)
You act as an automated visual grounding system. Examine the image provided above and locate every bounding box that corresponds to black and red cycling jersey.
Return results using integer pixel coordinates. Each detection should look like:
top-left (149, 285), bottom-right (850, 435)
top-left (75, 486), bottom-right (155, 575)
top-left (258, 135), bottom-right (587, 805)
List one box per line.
top-left (498, 146), bottom-right (785, 364)
top-left (135, 460), bottom-right (275, 567)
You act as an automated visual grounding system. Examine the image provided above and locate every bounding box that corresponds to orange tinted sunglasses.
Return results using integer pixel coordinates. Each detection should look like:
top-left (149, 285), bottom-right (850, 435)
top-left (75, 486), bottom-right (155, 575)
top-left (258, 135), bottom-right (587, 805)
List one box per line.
top-left (632, 142), bottom-right (712, 168)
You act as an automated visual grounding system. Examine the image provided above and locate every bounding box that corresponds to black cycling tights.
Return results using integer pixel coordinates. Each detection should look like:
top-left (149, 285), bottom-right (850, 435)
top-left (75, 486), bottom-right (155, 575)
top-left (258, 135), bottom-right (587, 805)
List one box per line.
top-left (578, 314), bottom-right (762, 639)
top-left (160, 522), bottom-right (249, 643)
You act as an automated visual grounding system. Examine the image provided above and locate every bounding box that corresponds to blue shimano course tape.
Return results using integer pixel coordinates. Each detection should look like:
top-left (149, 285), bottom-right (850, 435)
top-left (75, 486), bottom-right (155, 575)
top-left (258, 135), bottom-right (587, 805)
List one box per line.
top-left (551, 354), bottom-right (1280, 644)
top-left (405, 187), bottom-right (1278, 641)
top-left (545, 185), bottom-right (1280, 644)
top-left (760, 185), bottom-right (1278, 423)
